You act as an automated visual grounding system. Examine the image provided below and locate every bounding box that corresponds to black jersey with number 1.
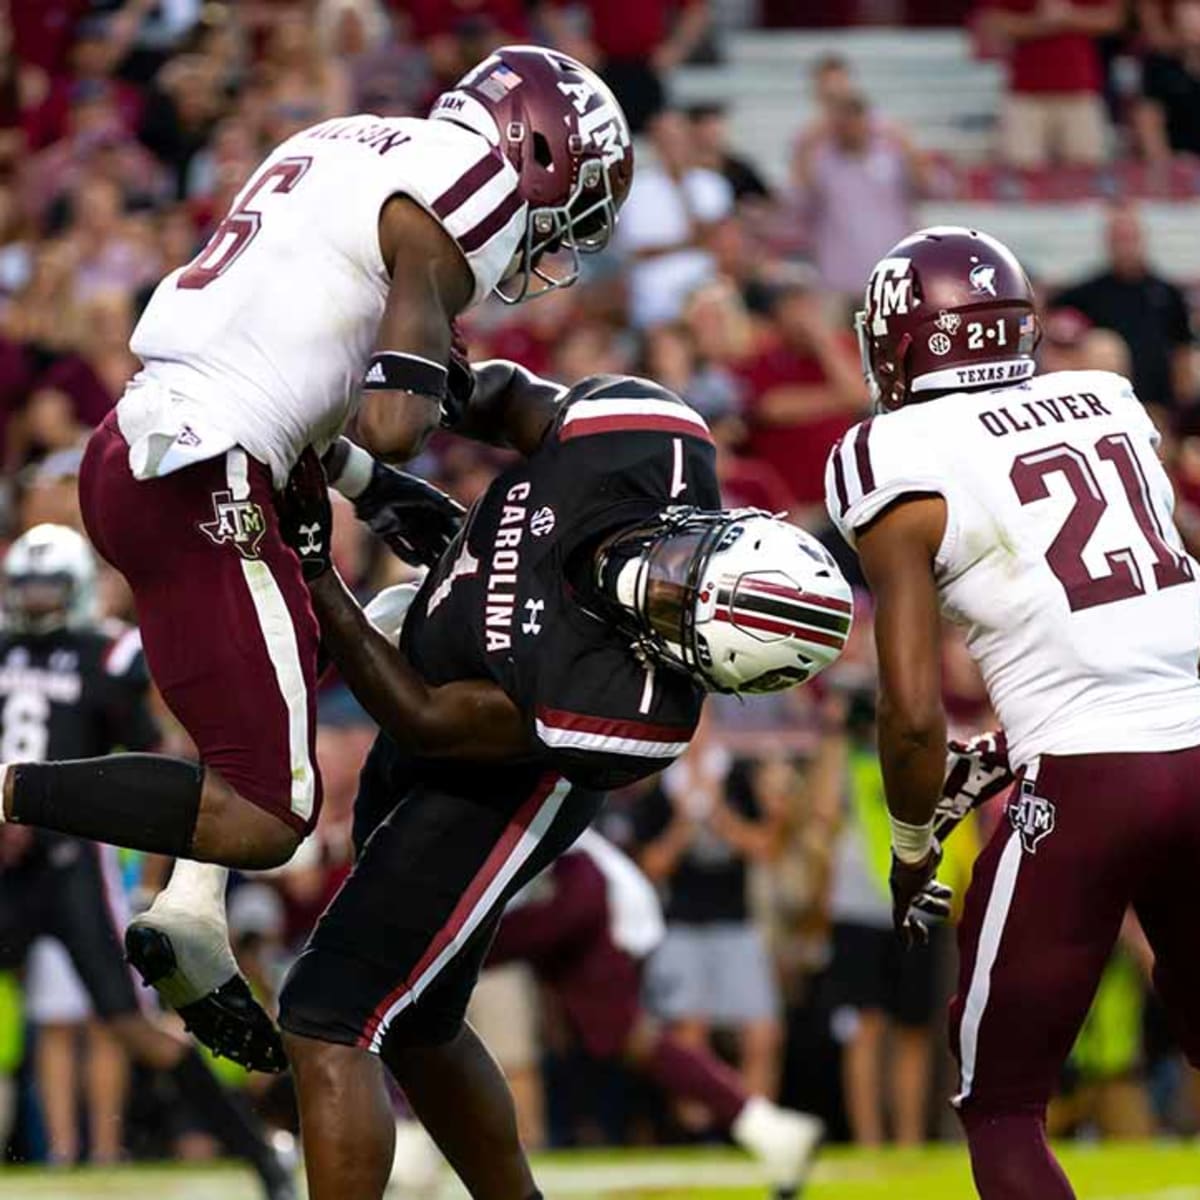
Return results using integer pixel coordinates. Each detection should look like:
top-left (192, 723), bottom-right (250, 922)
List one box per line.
top-left (401, 377), bottom-right (719, 804)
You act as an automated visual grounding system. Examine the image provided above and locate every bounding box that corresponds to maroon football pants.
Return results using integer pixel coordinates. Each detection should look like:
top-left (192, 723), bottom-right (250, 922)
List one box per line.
top-left (78, 413), bottom-right (322, 834)
top-left (950, 746), bottom-right (1200, 1120)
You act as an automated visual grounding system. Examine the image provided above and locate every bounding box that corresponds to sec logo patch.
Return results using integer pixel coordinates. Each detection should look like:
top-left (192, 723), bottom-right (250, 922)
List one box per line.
top-left (530, 506), bottom-right (556, 537)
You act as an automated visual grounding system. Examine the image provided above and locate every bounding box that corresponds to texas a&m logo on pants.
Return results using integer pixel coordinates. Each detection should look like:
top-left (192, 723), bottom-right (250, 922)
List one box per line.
top-left (199, 490), bottom-right (266, 559)
top-left (1008, 778), bottom-right (1056, 854)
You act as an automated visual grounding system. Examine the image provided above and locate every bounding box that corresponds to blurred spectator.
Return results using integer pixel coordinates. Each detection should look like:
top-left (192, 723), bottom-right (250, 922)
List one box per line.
top-left (62, 176), bottom-right (160, 300)
top-left (256, 8), bottom-right (350, 140)
top-left (481, 286), bottom-right (578, 379)
top-left (27, 936), bottom-right (128, 1164)
top-left (1055, 202), bottom-right (1196, 413)
top-left (330, 4), bottom-right (433, 116)
top-left (817, 686), bottom-right (951, 1147)
top-left (1135, 0), bottom-right (1200, 161)
top-left (791, 92), bottom-right (929, 304)
top-left (23, 13), bottom-right (146, 152)
top-left (639, 321), bottom-right (742, 421)
top-left (977, 0), bottom-right (1122, 168)
top-left (734, 271), bottom-right (866, 516)
top-left (540, 0), bottom-right (710, 133)
top-left (16, 291), bottom-right (137, 466)
top-left (791, 53), bottom-right (857, 158)
top-left (551, 320), bottom-right (631, 385)
top-left (634, 713), bottom-right (786, 1102)
top-left (22, 83), bottom-right (169, 224)
top-left (686, 103), bottom-right (772, 202)
top-left (139, 53), bottom-right (228, 196)
top-left (1038, 305), bottom-right (1096, 372)
top-left (617, 110), bottom-right (734, 329)
top-left (407, 0), bottom-right (529, 84)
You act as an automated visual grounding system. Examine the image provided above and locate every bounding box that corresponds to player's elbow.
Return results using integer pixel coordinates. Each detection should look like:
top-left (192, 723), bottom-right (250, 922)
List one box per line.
top-left (355, 393), bottom-right (437, 463)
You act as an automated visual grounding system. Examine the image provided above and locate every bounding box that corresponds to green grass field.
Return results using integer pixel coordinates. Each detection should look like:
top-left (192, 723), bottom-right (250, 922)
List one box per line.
top-left (0, 1144), bottom-right (1197, 1199)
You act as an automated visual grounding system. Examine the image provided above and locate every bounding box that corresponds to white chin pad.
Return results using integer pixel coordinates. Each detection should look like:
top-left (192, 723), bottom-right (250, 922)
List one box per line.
top-left (615, 558), bottom-right (641, 611)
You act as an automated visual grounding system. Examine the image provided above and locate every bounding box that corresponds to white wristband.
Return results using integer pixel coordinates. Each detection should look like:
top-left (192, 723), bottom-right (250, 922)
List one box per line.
top-left (889, 814), bottom-right (934, 865)
top-left (328, 440), bottom-right (374, 500)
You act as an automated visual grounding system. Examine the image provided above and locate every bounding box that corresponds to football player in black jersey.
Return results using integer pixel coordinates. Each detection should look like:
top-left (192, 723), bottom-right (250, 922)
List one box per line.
top-left (0, 525), bottom-right (295, 1198)
top-left (272, 365), bottom-right (857, 1200)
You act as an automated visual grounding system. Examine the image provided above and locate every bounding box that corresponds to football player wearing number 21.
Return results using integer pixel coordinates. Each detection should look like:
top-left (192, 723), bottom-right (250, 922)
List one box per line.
top-left (828, 226), bottom-right (1200, 1199)
top-left (0, 48), bottom-right (635, 1073)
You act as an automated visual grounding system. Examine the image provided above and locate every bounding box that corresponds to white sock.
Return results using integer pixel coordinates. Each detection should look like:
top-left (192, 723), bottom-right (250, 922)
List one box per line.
top-left (731, 1095), bottom-right (773, 1148)
top-left (157, 860), bottom-right (229, 919)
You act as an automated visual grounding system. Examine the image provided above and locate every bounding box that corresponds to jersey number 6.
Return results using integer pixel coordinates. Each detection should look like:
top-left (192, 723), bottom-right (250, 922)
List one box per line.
top-left (177, 156), bottom-right (313, 291)
top-left (1011, 433), bottom-right (1193, 612)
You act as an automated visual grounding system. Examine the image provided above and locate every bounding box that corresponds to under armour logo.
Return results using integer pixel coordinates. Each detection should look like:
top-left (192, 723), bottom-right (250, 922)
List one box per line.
top-left (298, 523), bottom-right (323, 557)
top-left (1008, 780), bottom-right (1056, 854)
top-left (521, 598), bottom-right (545, 635)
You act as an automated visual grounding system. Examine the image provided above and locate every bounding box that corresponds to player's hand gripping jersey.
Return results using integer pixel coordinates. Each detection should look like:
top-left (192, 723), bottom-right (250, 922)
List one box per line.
top-left (826, 369), bottom-right (1200, 770)
top-left (123, 115), bottom-right (525, 488)
top-left (402, 379), bottom-right (719, 795)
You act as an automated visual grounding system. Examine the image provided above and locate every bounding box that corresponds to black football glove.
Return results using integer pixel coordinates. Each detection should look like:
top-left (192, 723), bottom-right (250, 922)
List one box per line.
top-left (890, 841), bottom-right (953, 949)
top-left (441, 319), bottom-right (475, 430)
top-left (277, 448), bottom-right (333, 581)
top-left (354, 460), bottom-right (465, 568)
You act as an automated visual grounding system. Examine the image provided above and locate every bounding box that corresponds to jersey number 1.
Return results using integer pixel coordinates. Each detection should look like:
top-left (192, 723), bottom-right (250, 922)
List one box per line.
top-left (177, 156), bottom-right (313, 290)
top-left (1011, 433), bottom-right (1193, 612)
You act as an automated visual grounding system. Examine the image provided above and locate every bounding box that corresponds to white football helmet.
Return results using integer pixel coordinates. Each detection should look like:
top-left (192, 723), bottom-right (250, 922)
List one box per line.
top-left (598, 509), bottom-right (854, 694)
top-left (3, 524), bottom-right (98, 635)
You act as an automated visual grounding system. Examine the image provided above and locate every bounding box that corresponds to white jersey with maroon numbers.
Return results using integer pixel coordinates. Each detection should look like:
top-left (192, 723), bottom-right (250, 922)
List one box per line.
top-left (825, 369), bottom-right (1200, 771)
top-left (123, 114), bottom-right (525, 488)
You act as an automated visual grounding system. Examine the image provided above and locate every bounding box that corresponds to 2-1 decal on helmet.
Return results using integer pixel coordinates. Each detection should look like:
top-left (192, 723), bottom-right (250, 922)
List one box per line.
top-left (857, 226), bottom-right (1041, 411)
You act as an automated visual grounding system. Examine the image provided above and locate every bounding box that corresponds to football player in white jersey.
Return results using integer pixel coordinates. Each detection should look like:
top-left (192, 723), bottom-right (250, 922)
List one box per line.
top-left (0, 46), bottom-right (633, 1072)
top-left (825, 226), bottom-right (1200, 1200)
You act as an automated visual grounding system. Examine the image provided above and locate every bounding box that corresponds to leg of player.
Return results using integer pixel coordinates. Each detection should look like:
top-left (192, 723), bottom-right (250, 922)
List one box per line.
top-left (948, 757), bottom-right (1135, 1200)
top-left (625, 1018), bottom-right (823, 1196)
top-left (50, 846), bottom-right (295, 1199)
top-left (0, 762), bottom-right (298, 1072)
top-left (35, 419), bottom-right (324, 1071)
top-left (382, 1024), bottom-right (542, 1200)
top-left (487, 857), bottom-right (822, 1197)
top-left (112, 1015), bottom-right (296, 1200)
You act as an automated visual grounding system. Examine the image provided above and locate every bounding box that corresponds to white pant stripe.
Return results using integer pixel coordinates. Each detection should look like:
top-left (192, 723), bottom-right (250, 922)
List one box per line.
top-left (369, 778), bottom-right (571, 1051)
top-left (954, 830), bottom-right (1023, 1106)
top-left (227, 449), bottom-right (315, 822)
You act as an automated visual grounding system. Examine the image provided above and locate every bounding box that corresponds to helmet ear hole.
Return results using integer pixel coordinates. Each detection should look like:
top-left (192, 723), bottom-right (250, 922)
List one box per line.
top-left (532, 131), bottom-right (553, 168)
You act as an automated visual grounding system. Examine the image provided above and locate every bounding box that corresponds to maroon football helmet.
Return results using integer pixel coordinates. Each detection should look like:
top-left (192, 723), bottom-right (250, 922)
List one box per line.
top-left (430, 46), bottom-right (634, 303)
top-left (857, 226), bottom-right (1041, 411)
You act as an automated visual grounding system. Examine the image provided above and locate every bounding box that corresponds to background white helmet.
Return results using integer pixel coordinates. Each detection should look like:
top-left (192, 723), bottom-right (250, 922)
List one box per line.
top-left (3, 524), bottom-right (98, 635)
top-left (601, 509), bottom-right (854, 694)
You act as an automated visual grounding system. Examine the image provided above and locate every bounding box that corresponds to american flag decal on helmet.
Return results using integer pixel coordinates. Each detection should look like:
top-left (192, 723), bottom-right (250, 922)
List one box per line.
top-left (714, 576), bottom-right (852, 654)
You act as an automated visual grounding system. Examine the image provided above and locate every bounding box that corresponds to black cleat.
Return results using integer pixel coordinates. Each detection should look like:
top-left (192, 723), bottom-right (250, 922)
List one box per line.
top-left (126, 923), bottom-right (287, 1073)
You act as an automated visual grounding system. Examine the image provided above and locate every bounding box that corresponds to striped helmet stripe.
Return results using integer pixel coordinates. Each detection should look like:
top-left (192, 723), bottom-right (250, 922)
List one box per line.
top-left (735, 576), bottom-right (852, 615)
top-left (713, 606), bottom-right (847, 651)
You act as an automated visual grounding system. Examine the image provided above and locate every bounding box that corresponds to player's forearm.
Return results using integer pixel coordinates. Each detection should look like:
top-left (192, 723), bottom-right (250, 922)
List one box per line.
top-left (354, 391), bottom-right (440, 463)
top-left (877, 696), bottom-right (946, 832)
top-left (308, 572), bottom-right (528, 760)
top-left (452, 359), bottom-right (562, 456)
top-left (307, 571), bottom-right (439, 751)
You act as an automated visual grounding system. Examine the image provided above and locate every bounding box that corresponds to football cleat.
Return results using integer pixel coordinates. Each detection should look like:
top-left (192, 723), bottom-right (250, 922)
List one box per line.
top-left (731, 1097), bottom-right (823, 1197)
top-left (125, 902), bottom-right (286, 1074)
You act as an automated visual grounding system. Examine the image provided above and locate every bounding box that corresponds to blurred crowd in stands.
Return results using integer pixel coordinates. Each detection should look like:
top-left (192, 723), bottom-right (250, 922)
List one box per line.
top-left (0, 0), bottom-right (1197, 1170)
